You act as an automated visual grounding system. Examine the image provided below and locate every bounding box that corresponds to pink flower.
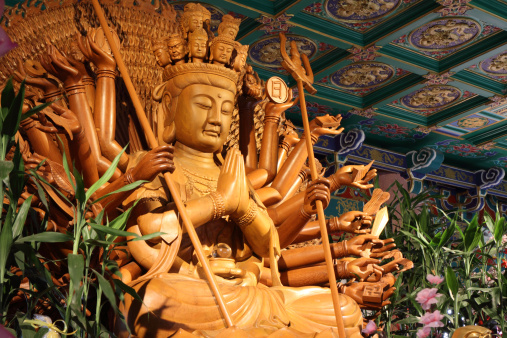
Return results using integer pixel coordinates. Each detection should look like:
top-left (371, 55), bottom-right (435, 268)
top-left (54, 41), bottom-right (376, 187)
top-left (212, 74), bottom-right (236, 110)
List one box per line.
top-left (416, 326), bottom-right (432, 338)
top-left (420, 310), bottom-right (445, 327)
top-left (0, 0), bottom-right (17, 57)
top-left (427, 274), bottom-right (444, 285)
top-left (362, 320), bottom-right (377, 335)
top-left (0, 27), bottom-right (17, 57)
top-left (415, 288), bottom-right (442, 310)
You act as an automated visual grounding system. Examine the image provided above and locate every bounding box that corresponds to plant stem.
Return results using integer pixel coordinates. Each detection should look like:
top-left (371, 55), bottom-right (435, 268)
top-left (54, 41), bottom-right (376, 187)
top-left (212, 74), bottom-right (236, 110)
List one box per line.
top-left (454, 295), bottom-right (459, 329)
top-left (497, 242), bottom-right (505, 333)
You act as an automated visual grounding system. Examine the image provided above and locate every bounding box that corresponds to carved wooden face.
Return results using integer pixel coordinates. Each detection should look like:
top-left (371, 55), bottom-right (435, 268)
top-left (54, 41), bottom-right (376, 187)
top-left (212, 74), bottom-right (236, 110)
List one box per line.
top-left (188, 14), bottom-right (203, 32)
top-left (168, 38), bottom-right (187, 61)
top-left (221, 27), bottom-right (238, 40)
top-left (189, 37), bottom-right (207, 59)
top-left (154, 48), bottom-right (171, 67)
top-left (211, 42), bottom-right (234, 65)
top-left (174, 84), bottom-right (235, 152)
top-left (233, 52), bottom-right (247, 72)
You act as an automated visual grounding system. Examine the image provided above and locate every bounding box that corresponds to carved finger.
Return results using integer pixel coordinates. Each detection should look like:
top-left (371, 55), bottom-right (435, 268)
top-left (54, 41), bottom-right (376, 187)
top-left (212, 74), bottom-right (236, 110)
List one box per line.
top-left (353, 182), bottom-right (374, 190)
top-left (354, 229), bottom-right (372, 234)
top-left (372, 243), bottom-right (397, 252)
top-left (40, 54), bottom-right (57, 75)
top-left (36, 125), bottom-right (59, 134)
top-left (383, 287), bottom-right (396, 300)
top-left (221, 148), bottom-right (234, 173)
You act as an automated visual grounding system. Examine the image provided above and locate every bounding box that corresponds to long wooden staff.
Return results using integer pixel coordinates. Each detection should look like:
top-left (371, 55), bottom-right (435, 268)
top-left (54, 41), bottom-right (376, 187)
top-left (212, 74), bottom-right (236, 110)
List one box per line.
top-left (279, 33), bottom-right (346, 336)
top-left (90, 0), bottom-right (234, 328)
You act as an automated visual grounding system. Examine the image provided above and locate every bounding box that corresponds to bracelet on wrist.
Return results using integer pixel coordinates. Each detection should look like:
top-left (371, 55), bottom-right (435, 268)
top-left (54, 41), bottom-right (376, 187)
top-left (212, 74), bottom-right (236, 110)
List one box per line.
top-left (300, 206), bottom-right (312, 220)
top-left (209, 192), bottom-right (225, 221)
top-left (264, 115), bottom-right (281, 124)
top-left (233, 199), bottom-right (257, 229)
top-left (44, 90), bottom-right (63, 101)
top-left (96, 69), bottom-right (116, 79)
top-left (64, 84), bottom-right (86, 97)
top-left (335, 261), bottom-right (349, 279)
top-left (124, 168), bottom-right (136, 185)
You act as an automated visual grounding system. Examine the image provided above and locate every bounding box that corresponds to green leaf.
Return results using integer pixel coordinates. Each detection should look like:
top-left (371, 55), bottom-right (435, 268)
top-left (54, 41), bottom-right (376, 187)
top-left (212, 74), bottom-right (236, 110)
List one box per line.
top-left (15, 232), bottom-right (72, 243)
top-left (59, 137), bottom-right (75, 192)
top-left (73, 167), bottom-right (86, 204)
top-left (0, 214), bottom-right (13, 283)
top-left (30, 176), bottom-right (49, 210)
top-left (439, 216), bottom-right (456, 249)
top-left (464, 214), bottom-right (479, 251)
top-left (129, 231), bottom-right (166, 242)
top-left (484, 214), bottom-right (495, 236)
top-left (84, 239), bottom-right (117, 246)
top-left (429, 231), bottom-right (442, 248)
top-left (113, 279), bottom-right (144, 303)
top-left (12, 195), bottom-right (32, 238)
top-left (0, 160), bottom-right (14, 180)
top-left (393, 317), bottom-right (420, 325)
top-left (91, 180), bottom-right (146, 205)
top-left (107, 203), bottom-right (136, 233)
top-left (89, 223), bottom-right (138, 239)
top-left (34, 327), bottom-right (50, 338)
top-left (446, 266), bottom-right (458, 299)
top-left (68, 254), bottom-right (84, 293)
top-left (2, 80), bottom-right (25, 139)
top-left (21, 100), bottom-right (53, 121)
top-left (494, 216), bottom-right (505, 244)
top-left (92, 269), bottom-right (118, 313)
top-left (1, 78), bottom-right (15, 112)
top-left (86, 146), bottom-right (127, 201)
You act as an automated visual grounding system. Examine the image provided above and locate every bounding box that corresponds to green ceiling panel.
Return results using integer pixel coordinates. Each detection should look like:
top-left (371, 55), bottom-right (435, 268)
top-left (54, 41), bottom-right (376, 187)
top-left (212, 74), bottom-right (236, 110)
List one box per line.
top-left (2, 0), bottom-right (507, 175)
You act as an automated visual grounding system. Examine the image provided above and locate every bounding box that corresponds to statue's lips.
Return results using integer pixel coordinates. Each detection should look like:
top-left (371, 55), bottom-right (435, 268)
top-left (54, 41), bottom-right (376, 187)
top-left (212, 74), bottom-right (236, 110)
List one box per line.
top-left (203, 130), bottom-right (220, 137)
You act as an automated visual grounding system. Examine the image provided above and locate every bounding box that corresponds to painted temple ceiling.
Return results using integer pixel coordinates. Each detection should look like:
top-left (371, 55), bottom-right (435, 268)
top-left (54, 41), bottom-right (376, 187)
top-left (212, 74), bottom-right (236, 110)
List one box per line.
top-left (3, 0), bottom-right (507, 174)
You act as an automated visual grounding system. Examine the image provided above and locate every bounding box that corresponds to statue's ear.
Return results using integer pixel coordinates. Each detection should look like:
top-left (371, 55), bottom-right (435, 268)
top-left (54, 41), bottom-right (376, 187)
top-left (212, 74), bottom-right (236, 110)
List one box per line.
top-left (162, 91), bottom-right (175, 124)
top-left (152, 82), bottom-right (166, 102)
top-left (163, 122), bottom-right (176, 144)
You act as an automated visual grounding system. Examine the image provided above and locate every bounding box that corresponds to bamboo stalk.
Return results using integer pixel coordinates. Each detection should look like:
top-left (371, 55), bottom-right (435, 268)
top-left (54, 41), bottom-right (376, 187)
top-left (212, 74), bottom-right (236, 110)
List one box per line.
top-left (296, 79), bottom-right (346, 336)
top-left (90, 0), bottom-right (234, 328)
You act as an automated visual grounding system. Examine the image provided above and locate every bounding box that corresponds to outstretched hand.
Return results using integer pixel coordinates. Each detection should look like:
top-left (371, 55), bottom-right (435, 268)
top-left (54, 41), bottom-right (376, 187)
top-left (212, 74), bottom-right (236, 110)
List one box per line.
top-left (33, 104), bottom-right (81, 138)
top-left (344, 234), bottom-right (386, 257)
top-left (331, 164), bottom-right (377, 190)
top-left (346, 257), bottom-right (383, 282)
top-left (309, 114), bottom-right (344, 138)
top-left (77, 31), bottom-right (117, 71)
top-left (340, 273), bottom-right (397, 310)
top-left (329, 210), bottom-right (372, 234)
top-left (265, 89), bottom-right (298, 118)
top-left (40, 44), bottom-right (83, 87)
top-left (13, 58), bottom-right (60, 95)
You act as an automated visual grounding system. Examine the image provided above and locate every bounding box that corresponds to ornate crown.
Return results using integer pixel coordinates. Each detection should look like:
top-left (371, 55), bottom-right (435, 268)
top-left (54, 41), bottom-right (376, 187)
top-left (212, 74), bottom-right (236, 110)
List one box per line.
top-left (210, 35), bottom-right (236, 48)
top-left (154, 3), bottom-right (247, 88)
top-left (234, 42), bottom-right (249, 54)
top-left (218, 14), bottom-right (242, 35)
top-left (152, 38), bottom-right (168, 52)
top-left (163, 63), bottom-right (238, 84)
top-left (188, 27), bottom-right (208, 41)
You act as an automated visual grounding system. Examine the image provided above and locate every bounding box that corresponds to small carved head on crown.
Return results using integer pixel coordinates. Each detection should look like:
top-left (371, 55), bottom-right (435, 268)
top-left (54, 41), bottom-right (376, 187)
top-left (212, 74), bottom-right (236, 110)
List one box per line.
top-left (152, 37), bottom-right (171, 67)
top-left (167, 33), bottom-right (188, 64)
top-left (218, 14), bottom-right (242, 39)
top-left (188, 27), bottom-right (208, 62)
top-left (209, 35), bottom-right (235, 66)
top-left (181, 3), bottom-right (211, 35)
top-left (232, 42), bottom-right (249, 72)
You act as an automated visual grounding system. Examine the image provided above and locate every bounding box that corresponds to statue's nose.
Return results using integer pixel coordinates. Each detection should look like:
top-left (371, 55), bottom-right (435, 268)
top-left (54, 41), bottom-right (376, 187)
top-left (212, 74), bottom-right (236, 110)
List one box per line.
top-left (207, 105), bottom-right (221, 125)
